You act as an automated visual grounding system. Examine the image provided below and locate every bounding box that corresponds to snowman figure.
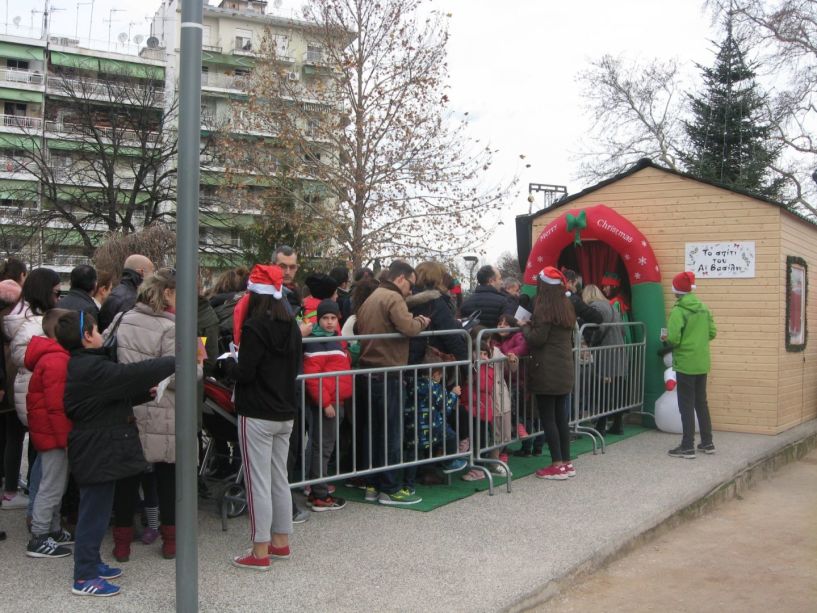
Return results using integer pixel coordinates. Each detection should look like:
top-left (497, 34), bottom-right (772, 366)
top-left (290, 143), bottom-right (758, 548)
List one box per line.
top-left (654, 350), bottom-right (699, 434)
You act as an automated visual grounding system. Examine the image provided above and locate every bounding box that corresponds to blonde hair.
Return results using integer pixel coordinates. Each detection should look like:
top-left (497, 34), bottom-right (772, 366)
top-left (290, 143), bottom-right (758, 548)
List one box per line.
top-left (137, 267), bottom-right (176, 312)
top-left (415, 261), bottom-right (447, 293)
top-left (582, 284), bottom-right (606, 304)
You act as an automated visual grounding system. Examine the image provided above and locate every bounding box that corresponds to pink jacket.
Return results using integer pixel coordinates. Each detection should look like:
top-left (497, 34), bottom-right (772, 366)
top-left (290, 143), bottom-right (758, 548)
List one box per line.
top-left (499, 331), bottom-right (528, 357)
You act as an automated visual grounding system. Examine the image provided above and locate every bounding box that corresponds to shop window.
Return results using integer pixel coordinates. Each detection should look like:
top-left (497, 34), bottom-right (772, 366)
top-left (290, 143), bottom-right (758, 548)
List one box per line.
top-left (786, 256), bottom-right (807, 351)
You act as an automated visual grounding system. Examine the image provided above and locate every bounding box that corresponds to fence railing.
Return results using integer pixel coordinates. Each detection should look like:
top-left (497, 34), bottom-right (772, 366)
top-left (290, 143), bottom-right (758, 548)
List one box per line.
top-left (200, 321), bottom-right (648, 524)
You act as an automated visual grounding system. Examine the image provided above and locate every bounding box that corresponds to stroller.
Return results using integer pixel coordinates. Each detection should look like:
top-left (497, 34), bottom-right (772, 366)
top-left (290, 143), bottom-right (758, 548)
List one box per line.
top-left (200, 377), bottom-right (247, 530)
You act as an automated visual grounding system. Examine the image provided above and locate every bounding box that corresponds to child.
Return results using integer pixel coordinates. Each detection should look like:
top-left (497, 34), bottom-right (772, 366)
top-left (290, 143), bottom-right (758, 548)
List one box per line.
top-left (57, 311), bottom-right (175, 597)
top-left (303, 300), bottom-right (352, 511)
top-left (404, 347), bottom-right (466, 478)
top-left (24, 308), bottom-right (73, 558)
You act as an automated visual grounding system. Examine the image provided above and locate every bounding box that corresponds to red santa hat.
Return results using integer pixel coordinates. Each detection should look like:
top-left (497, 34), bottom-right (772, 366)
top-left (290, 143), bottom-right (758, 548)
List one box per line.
top-left (537, 266), bottom-right (566, 286)
top-left (247, 264), bottom-right (284, 299)
top-left (601, 271), bottom-right (621, 288)
top-left (672, 271), bottom-right (696, 295)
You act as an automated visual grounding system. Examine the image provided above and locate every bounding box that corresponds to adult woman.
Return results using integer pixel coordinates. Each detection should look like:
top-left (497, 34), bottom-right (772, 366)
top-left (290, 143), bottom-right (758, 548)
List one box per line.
top-left (521, 266), bottom-right (576, 481)
top-left (2, 267), bottom-right (60, 508)
top-left (115, 268), bottom-right (196, 559)
top-left (582, 284), bottom-right (627, 436)
top-left (231, 264), bottom-right (301, 571)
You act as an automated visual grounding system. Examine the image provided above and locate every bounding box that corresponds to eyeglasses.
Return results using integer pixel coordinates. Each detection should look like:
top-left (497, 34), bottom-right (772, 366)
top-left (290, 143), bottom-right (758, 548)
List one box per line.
top-left (277, 264), bottom-right (298, 271)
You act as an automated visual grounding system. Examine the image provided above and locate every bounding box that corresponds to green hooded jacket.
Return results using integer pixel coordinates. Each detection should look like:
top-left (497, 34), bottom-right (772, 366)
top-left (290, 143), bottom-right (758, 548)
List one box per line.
top-left (667, 292), bottom-right (717, 375)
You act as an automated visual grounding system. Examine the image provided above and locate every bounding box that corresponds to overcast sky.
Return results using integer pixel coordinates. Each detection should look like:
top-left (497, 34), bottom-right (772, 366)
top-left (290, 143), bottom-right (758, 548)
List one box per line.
top-left (19, 0), bottom-right (719, 264)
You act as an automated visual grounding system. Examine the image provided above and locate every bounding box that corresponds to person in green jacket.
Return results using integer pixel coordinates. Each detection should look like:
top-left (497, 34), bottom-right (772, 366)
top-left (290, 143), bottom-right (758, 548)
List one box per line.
top-left (661, 271), bottom-right (717, 459)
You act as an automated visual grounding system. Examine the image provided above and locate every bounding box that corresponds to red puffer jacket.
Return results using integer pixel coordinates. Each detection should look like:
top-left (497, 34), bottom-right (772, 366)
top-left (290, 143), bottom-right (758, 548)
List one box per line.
top-left (24, 336), bottom-right (72, 451)
top-left (303, 332), bottom-right (353, 408)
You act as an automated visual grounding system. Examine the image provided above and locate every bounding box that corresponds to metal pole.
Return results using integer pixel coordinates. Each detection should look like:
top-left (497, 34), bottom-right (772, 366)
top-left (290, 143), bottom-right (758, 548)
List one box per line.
top-left (176, 0), bottom-right (202, 610)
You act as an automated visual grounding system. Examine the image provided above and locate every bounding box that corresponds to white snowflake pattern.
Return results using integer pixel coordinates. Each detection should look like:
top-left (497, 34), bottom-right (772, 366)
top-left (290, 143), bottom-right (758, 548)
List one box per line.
top-left (655, 265), bottom-right (660, 272)
top-left (526, 262), bottom-right (532, 268)
top-left (634, 272), bottom-right (641, 280)
top-left (623, 254), bottom-right (631, 261)
top-left (641, 240), bottom-right (647, 247)
top-left (537, 256), bottom-right (543, 263)
top-left (638, 256), bottom-right (647, 266)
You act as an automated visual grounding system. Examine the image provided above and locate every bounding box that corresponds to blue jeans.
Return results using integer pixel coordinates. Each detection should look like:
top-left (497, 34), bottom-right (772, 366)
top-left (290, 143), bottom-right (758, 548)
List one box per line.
top-left (366, 373), bottom-right (404, 495)
top-left (74, 481), bottom-right (116, 581)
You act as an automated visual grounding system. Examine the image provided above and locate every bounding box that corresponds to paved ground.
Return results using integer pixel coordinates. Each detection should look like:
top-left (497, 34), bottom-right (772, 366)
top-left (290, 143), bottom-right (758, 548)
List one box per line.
top-left (1, 419), bottom-right (815, 612)
top-left (544, 449), bottom-right (817, 613)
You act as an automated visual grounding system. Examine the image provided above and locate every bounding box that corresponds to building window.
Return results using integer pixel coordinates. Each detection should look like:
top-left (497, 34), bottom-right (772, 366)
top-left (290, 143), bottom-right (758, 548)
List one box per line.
top-left (786, 256), bottom-right (808, 351)
top-left (7, 59), bottom-right (29, 71)
top-left (235, 29), bottom-right (252, 52)
top-left (306, 44), bottom-right (323, 63)
top-left (4, 102), bottom-right (26, 116)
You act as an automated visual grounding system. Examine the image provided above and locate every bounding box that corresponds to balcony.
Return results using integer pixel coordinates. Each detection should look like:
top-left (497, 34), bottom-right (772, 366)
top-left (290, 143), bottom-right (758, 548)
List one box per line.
top-left (202, 43), bottom-right (222, 53)
top-left (0, 68), bottom-right (45, 88)
top-left (46, 76), bottom-right (165, 106)
top-left (0, 114), bottom-right (43, 132)
top-left (232, 38), bottom-right (255, 57)
top-left (45, 119), bottom-right (162, 146)
top-left (201, 72), bottom-right (248, 91)
top-left (48, 254), bottom-right (92, 268)
top-left (302, 50), bottom-right (329, 66)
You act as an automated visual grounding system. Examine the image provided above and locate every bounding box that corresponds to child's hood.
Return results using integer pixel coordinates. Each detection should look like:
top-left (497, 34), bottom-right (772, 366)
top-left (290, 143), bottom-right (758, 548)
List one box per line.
top-left (24, 335), bottom-right (69, 371)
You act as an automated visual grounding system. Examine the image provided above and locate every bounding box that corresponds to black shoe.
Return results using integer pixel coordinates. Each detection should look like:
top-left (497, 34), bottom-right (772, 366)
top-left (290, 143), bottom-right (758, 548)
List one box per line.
top-left (26, 535), bottom-right (72, 558)
top-left (668, 446), bottom-right (696, 459)
top-left (513, 449), bottom-right (532, 458)
top-left (697, 443), bottom-right (716, 454)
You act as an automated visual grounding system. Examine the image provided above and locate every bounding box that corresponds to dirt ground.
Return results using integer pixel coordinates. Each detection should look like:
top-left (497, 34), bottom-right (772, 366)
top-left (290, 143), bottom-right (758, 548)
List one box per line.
top-left (541, 449), bottom-right (817, 613)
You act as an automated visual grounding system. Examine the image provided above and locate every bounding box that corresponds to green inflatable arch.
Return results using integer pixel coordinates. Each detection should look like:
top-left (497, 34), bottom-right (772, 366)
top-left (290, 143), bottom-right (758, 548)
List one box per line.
top-left (521, 204), bottom-right (665, 416)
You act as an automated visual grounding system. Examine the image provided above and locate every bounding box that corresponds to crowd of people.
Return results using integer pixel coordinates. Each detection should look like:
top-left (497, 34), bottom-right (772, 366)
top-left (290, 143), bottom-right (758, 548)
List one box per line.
top-left (0, 245), bottom-right (716, 590)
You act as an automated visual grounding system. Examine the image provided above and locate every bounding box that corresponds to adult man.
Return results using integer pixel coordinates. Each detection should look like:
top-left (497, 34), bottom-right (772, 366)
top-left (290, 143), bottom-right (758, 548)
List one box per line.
top-left (275, 245), bottom-right (301, 312)
top-left (57, 265), bottom-right (99, 320)
top-left (97, 255), bottom-right (155, 332)
top-left (460, 265), bottom-right (515, 328)
top-left (662, 271), bottom-right (717, 459)
top-left (563, 269), bottom-right (602, 327)
top-left (355, 261), bottom-right (430, 505)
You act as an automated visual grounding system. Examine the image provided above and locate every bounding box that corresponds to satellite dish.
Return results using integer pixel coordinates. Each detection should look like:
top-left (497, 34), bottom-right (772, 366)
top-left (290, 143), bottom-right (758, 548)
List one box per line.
top-left (273, 0), bottom-right (283, 8)
top-left (146, 36), bottom-right (160, 48)
top-left (117, 32), bottom-right (128, 44)
top-left (13, 16), bottom-right (21, 27)
top-left (134, 34), bottom-right (144, 45)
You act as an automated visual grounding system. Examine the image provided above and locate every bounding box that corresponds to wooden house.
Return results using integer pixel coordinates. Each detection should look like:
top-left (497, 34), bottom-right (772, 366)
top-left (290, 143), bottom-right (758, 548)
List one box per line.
top-left (516, 159), bottom-right (816, 434)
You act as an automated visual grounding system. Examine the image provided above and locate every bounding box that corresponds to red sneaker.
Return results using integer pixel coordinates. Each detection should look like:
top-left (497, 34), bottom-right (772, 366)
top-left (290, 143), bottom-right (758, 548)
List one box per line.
top-left (499, 453), bottom-right (509, 464)
top-left (517, 423), bottom-right (529, 438)
top-left (535, 464), bottom-right (568, 480)
top-left (232, 552), bottom-right (270, 571)
top-left (268, 544), bottom-right (291, 560)
top-left (564, 463), bottom-right (576, 477)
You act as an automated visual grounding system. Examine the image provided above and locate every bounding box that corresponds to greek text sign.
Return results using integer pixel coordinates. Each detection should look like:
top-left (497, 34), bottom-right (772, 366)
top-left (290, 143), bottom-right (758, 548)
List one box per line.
top-left (685, 242), bottom-right (755, 278)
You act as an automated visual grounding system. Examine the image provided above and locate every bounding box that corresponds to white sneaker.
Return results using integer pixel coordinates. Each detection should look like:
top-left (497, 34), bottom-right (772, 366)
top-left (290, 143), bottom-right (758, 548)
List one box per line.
top-left (1, 492), bottom-right (29, 510)
top-left (489, 464), bottom-right (508, 476)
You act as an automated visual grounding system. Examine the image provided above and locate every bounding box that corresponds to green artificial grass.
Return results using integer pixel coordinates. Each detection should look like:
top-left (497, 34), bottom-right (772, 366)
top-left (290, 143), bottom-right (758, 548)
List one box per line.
top-left (333, 424), bottom-right (649, 512)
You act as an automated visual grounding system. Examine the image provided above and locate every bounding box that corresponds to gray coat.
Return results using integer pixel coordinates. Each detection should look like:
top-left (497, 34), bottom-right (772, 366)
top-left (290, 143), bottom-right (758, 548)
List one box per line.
top-left (587, 300), bottom-right (627, 379)
top-left (114, 303), bottom-right (192, 464)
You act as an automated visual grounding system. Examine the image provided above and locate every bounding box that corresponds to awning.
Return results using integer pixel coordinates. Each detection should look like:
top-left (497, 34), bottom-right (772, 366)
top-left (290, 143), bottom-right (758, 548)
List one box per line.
top-left (50, 52), bottom-right (164, 81)
top-left (0, 133), bottom-right (40, 151)
top-left (0, 179), bottom-right (38, 200)
top-left (202, 50), bottom-right (254, 69)
top-left (0, 87), bottom-right (43, 103)
top-left (0, 42), bottom-right (45, 62)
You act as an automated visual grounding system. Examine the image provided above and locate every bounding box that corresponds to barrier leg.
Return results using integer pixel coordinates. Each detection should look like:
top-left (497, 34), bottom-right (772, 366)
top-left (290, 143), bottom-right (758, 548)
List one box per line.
top-left (573, 424), bottom-right (600, 454)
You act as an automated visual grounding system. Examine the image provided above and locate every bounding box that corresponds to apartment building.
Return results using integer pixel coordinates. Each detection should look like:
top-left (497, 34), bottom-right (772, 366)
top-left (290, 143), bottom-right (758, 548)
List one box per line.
top-left (0, 34), bottom-right (167, 274)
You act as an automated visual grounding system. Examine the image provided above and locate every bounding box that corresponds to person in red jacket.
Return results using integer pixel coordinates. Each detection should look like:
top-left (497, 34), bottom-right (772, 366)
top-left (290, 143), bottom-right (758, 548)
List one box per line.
top-left (303, 300), bottom-right (352, 511)
top-left (24, 308), bottom-right (73, 558)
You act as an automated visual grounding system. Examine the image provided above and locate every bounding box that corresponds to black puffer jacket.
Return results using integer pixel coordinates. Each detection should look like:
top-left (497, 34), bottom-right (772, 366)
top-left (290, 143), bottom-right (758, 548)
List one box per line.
top-left (57, 289), bottom-right (99, 320)
top-left (64, 348), bottom-right (175, 486)
top-left (407, 290), bottom-right (468, 364)
top-left (97, 269), bottom-right (143, 332)
top-left (460, 285), bottom-right (515, 329)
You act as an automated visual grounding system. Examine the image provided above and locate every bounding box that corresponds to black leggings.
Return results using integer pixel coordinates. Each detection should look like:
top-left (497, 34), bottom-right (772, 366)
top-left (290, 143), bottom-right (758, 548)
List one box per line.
top-left (112, 474), bottom-right (142, 528)
top-left (536, 394), bottom-right (570, 463)
top-left (153, 462), bottom-right (176, 526)
top-left (2, 411), bottom-right (25, 493)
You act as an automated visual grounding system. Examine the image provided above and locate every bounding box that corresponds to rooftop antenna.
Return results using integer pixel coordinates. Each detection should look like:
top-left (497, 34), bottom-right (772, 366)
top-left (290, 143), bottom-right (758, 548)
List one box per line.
top-left (42, 0), bottom-right (65, 40)
top-left (127, 20), bottom-right (138, 43)
top-left (30, 8), bottom-right (42, 34)
top-left (105, 7), bottom-right (125, 50)
top-left (133, 33), bottom-right (144, 46)
top-left (74, 1), bottom-right (91, 40)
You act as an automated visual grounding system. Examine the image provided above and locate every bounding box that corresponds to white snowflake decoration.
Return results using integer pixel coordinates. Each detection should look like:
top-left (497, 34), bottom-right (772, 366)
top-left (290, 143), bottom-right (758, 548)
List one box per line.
top-left (623, 254), bottom-right (631, 261)
top-left (537, 256), bottom-right (543, 263)
top-left (638, 256), bottom-right (647, 266)
top-left (634, 272), bottom-right (641, 280)
top-left (641, 240), bottom-right (647, 247)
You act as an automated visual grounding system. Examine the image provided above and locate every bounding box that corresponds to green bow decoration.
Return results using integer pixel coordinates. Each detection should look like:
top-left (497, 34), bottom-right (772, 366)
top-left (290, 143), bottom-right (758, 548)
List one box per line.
top-left (565, 210), bottom-right (587, 246)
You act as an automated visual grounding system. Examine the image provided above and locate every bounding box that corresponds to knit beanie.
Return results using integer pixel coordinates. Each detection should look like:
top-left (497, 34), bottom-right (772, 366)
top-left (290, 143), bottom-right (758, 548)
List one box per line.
top-left (305, 274), bottom-right (338, 300)
top-left (317, 299), bottom-right (340, 320)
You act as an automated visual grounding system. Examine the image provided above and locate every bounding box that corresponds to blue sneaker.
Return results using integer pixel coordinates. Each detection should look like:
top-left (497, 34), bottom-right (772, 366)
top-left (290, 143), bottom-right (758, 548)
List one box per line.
top-left (440, 458), bottom-right (467, 474)
top-left (97, 563), bottom-right (122, 579)
top-left (71, 578), bottom-right (121, 597)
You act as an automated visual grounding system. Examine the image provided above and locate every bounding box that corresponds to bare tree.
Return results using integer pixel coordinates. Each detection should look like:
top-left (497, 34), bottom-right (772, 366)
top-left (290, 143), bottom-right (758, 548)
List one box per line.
top-left (575, 55), bottom-right (687, 182)
top-left (220, 0), bottom-right (514, 268)
top-left (93, 224), bottom-right (176, 281)
top-left (3, 71), bottom-right (178, 258)
top-left (496, 251), bottom-right (521, 281)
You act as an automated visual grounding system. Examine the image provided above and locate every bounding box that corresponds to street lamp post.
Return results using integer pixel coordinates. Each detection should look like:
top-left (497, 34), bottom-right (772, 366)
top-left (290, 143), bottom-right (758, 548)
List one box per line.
top-left (463, 255), bottom-right (478, 293)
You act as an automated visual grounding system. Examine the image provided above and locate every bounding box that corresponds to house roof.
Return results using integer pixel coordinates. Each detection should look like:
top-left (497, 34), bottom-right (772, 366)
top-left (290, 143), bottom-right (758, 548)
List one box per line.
top-left (518, 158), bottom-right (817, 230)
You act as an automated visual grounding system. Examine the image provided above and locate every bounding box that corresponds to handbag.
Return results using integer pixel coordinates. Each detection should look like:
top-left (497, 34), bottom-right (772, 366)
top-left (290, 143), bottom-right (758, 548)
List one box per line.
top-left (101, 310), bottom-right (127, 362)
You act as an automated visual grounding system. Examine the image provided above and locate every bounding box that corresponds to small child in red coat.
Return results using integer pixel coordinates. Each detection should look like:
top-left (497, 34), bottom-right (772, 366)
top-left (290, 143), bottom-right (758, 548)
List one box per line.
top-left (303, 300), bottom-right (352, 511)
top-left (24, 308), bottom-right (73, 558)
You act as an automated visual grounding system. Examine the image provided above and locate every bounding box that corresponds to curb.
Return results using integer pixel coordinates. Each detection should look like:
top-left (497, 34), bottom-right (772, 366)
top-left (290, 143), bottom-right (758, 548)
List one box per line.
top-left (504, 430), bottom-right (817, 612)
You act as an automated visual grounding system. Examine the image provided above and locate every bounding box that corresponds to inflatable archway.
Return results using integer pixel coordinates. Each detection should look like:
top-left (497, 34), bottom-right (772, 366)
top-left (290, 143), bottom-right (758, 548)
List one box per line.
top-left (523, 204), bottom-right (666, 415)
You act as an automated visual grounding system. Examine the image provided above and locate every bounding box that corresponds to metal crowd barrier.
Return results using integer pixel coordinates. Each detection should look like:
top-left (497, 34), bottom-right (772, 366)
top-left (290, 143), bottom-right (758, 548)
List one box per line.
top-left (570, 322), bottom-right (647, 453)
top-left (201, 321), bottom-right (650, 524)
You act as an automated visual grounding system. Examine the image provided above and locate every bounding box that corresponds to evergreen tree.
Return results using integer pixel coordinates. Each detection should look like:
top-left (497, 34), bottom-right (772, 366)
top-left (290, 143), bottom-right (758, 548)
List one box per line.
top-left (682, 18), bottom-right (783, 200)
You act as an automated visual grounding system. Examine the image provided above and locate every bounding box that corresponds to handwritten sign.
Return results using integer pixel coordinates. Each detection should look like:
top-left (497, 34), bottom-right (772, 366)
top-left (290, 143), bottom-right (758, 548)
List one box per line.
top-left (685, 242), bottom-right (755, 278)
